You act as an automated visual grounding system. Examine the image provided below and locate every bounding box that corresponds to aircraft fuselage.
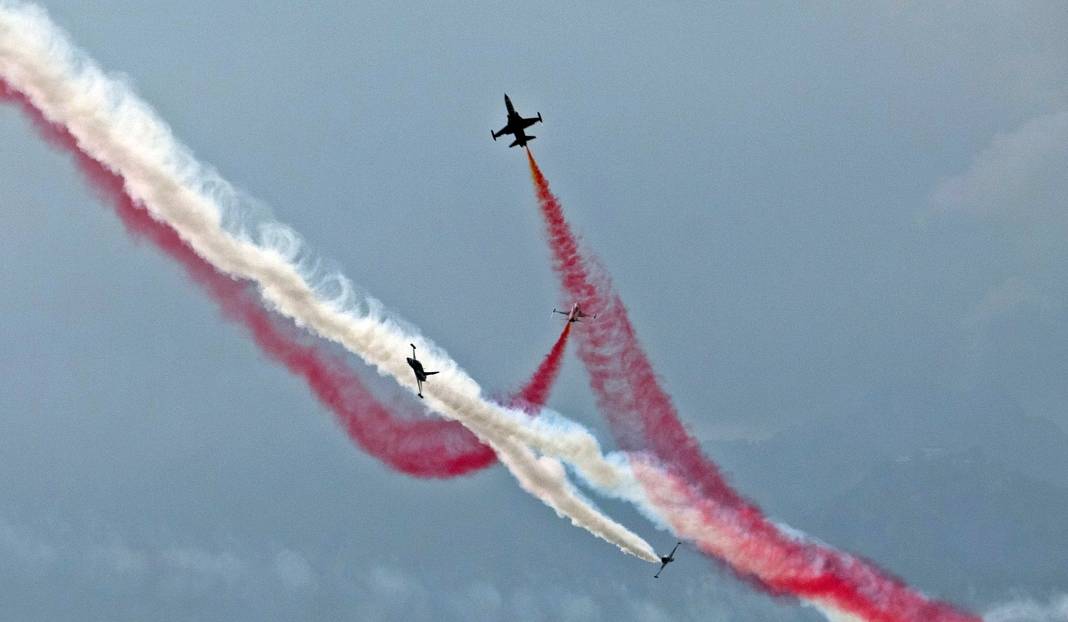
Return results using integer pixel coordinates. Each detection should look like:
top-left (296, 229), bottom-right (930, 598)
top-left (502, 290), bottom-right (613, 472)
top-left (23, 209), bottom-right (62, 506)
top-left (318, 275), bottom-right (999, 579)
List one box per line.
top-left (407, 357), bottom-right (429, 381)
top-left (492, 94), bottom-right (542, 148)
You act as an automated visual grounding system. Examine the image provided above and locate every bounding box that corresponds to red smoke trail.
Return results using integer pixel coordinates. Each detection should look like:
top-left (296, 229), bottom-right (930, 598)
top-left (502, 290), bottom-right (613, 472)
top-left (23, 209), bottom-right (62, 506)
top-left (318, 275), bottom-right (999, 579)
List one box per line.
top-left (511, 322), bottom-right (571, 413)
top-left (525, 150), bottom-right (979, 621)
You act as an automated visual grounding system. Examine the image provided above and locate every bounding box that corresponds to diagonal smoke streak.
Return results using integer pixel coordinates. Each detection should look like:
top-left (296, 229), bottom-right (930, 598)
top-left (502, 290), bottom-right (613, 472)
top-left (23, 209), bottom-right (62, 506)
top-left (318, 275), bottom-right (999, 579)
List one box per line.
top-left (2, 76), bottom-right (494, 478)
top-left (0, 2), bottom-right (656, 562)
top-left (4, 75), bottom-right (577, 477)
top-left (525, 149), bottom-right (982, 622)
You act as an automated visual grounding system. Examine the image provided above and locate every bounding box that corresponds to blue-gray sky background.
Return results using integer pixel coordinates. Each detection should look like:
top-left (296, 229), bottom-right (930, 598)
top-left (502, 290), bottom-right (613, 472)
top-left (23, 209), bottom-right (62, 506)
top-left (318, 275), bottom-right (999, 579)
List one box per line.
top-left (2, 2), bottom-right (1067, 620)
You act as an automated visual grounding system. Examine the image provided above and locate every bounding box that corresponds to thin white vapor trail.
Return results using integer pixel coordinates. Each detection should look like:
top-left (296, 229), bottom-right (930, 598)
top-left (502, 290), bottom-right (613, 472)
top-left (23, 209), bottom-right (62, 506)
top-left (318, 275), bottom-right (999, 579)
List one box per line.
top-left (0, 1), bottom-right (657, 563)
top-left (984, 595), bottom-right (1068, 622)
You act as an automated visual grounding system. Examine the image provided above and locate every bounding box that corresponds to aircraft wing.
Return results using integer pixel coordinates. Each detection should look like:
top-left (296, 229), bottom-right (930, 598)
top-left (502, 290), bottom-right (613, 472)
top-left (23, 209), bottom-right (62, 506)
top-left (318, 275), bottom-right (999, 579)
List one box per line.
top-left (521, 116), bottom-right (539, 128)
top-left (493, 125), bottom-right (510, 138)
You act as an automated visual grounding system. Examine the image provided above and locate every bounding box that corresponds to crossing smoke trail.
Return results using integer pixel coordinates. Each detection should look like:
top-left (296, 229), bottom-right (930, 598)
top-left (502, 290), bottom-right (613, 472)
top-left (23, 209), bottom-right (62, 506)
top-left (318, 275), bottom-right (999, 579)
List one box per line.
top-left (525, 150), bottom-right (981, 622)
top-left (0, 2), bottom-right (656, 562)
top-left (2, 5), bottom-right (988, 613)
top-left (1, 78), bottom-right (495, 478)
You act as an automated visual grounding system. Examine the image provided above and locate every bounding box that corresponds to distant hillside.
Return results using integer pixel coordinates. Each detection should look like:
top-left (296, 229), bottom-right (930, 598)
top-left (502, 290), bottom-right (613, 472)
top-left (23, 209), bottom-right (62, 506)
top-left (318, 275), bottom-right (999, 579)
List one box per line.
top-left (805, 449), bottom-right (1068, 601)
top-left (705, 384), bottom-right (1068, 517)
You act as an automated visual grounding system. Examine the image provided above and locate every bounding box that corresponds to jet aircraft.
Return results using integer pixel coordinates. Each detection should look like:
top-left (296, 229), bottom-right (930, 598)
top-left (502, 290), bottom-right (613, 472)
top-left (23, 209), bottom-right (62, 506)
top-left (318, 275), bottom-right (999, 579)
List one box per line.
top-left (406, 343), bottom-right (438, 399)
top-left (654, 542), bottom-right (681, 579)
top-left (491, 94), bottom-right (542, 148)
top-left (553, 302), bottom-right (595, 323)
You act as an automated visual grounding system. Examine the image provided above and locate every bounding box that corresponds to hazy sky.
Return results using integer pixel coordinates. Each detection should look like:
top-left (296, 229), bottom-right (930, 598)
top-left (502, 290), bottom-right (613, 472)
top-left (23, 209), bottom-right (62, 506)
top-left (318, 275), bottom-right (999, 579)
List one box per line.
top-left (2, 2), bottom-right (1067, 620)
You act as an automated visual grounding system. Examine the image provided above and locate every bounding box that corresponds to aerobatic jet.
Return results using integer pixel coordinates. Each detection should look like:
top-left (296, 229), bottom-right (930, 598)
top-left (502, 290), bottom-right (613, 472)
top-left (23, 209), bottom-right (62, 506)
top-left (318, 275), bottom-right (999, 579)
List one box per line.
top-left (553, 302), bottom-right (595, 323)
top-left (654, 542), bottom-right (681, 579)
top-left (406, 344), bottom-right (438, 399)
top-left (491, 94), bottom-right (542, 148)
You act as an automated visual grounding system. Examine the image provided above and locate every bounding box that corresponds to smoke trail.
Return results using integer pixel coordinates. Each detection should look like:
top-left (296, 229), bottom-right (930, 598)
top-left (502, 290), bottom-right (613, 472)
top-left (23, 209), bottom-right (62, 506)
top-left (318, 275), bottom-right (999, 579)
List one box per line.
top-left (983, 595), bottom-right (1068, 622)
top-left (510, 323), bottom-right (571, 413)
top-left (525, 150), bottom-right (981, 621)
top-left (0, 2), bottom-right (657, 562)
top-left (1, 78), bottom-right (495, 479)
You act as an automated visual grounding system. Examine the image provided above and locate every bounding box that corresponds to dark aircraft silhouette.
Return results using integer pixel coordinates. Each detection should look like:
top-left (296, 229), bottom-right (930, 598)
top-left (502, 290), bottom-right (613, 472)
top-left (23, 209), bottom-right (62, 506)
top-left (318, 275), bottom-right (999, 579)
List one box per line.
top-left (654, 542), bottom-right (681, 579)
top-left (553, 302), bottom-right (595, 323)
top-left (406, 343), bottom-right (438, 399)
top-left (491, 94), bottom-right (542, 148)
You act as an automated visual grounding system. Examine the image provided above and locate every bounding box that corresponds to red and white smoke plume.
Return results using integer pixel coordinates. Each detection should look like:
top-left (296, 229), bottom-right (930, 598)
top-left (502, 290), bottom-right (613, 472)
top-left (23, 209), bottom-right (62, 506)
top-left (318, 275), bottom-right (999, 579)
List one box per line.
top-left (2, 77), bottom-right (500, 478)
top-left (0, 1), bottom-right (656, 562)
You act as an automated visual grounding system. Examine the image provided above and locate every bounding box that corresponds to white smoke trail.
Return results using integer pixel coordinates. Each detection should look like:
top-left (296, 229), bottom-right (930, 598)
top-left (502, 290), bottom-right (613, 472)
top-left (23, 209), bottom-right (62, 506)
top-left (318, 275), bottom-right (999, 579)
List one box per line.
top-left (984, 595), bottom-right (1068, 622)
top-left (0, 1), bottom-right (656, 563)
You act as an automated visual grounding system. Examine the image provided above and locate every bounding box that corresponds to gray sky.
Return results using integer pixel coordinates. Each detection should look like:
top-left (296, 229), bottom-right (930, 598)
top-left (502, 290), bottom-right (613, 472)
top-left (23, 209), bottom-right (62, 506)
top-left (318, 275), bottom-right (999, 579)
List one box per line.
top-left (2, 1), bottom-right (1067, 619)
